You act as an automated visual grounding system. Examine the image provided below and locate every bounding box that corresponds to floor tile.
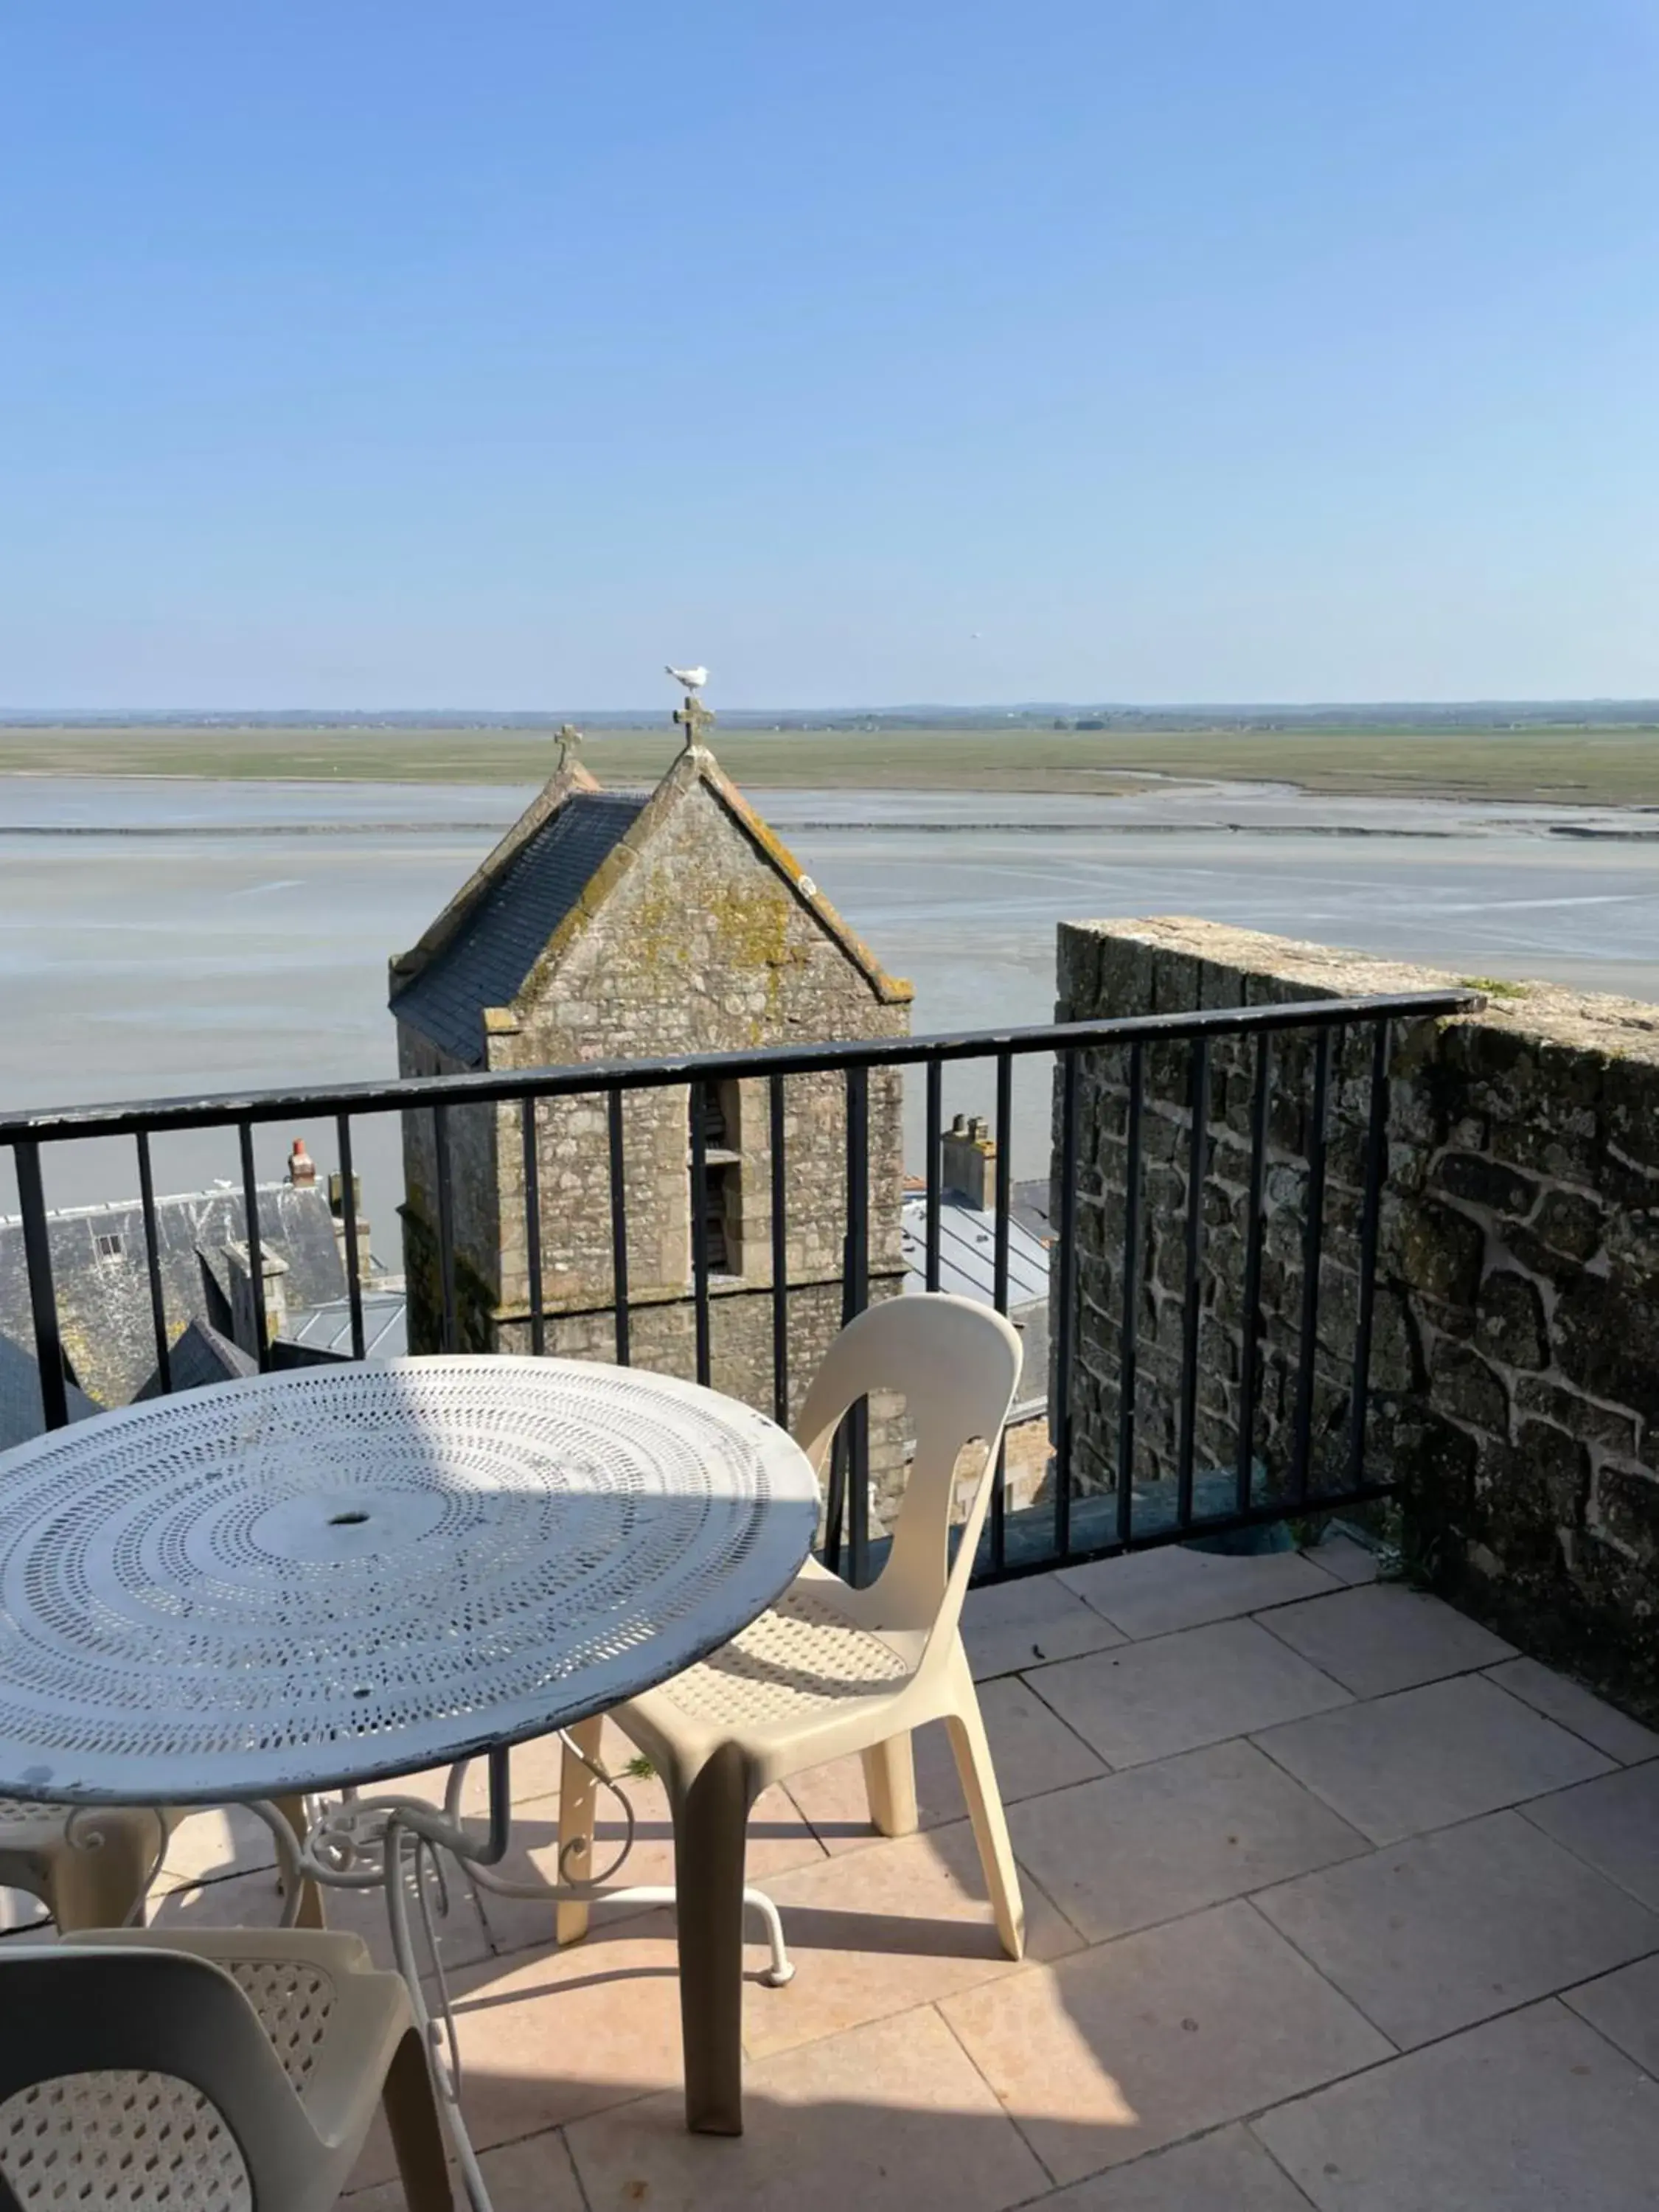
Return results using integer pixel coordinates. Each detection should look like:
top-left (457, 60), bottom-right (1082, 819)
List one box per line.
top-left (345, 2126), bottom-right (585, 2209)
top-left (1253, 2000), bottom-right (1659, 2211)
top-left (161, 1799), bottom-right (284, 1888)
top-left (785, 1677), bottom-right (1105, 1854)
top-left (566, 2003), bottom-right (1048, 2212)
top-left (1057, 1545), bottom-right (1338, 1639)
top-left (1255, 1809), bottom-right (1659, 2048)
top-left (1030, 1618), bottom-right (1351, 1770)
top-left (962, 1573), bottom-right (1127, 1678)
top-left (473, 1776), bottom-right (822, 1955)
top-left (1009, 1738), bottom-right (1367, 1942)
top-left (1523, 1761), bottom-right (1659, 1909)
top-left (939, 1898), bottom-right (1390, 2186)
top-left (147, 1860), bottom-right (494, 1973)
top-left (1037, 2124), bottom-right (1317, 2210)
top-left (355, 1913), bottom-right (688, 2183)
top-left (1565, 1954), bottom-right (1659, 2075)
top-left (1309, 1534), bottom-right (1382, 1586)
top-left (1259, 1585), bottom-right (1514, 1697)
top-left (1488, 1658), bottom-right (1659, 1766)
top-left (739, 1817), bottom-right (1079, 2056)
top-left (1254, 1674), bottom-right (1613, 1845)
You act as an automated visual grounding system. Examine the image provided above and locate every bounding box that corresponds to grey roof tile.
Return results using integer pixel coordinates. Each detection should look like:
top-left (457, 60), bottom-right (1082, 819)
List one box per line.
top-left (392, 792), bottom-right (646, 1064)
top-left (0, 1183), bottom-right (347, 1408)
top-left (0, 1332), bottom-right (98, 1455)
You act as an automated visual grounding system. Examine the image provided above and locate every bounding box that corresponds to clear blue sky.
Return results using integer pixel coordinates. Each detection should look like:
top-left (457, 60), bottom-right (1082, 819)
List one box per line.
top-left (3, 2), bottom-right (1655, 711)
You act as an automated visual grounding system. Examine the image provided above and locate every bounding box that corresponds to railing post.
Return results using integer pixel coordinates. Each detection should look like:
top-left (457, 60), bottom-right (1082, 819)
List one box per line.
top-left (606, 1088), bottom-right (630, 1366)
top-left (136, 1130), bottom-right (173, 1393)
top-left (335, 1113), bottom-right (366, 1362)
top-left (843, 1064), bottom-right (871, 1585)
top-left (769, 1074), bottom-right (789, 1427)
top-left (433, 1104), bottom-right (458, 1356)
top-left (237, 1121), bottom-right (270, 1369)
top-left (15, 1141), bottom-right (69, 1431)
top-left (1052, 1048), bottom-right (1079, 1562)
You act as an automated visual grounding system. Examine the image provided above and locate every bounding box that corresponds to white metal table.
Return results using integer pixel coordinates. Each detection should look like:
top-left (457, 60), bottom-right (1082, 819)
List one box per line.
top-left (0, 1354), bottom-right (821, 2202)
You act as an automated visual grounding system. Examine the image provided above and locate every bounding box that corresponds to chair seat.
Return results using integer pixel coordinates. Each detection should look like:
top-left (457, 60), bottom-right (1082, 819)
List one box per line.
top-left (641, 1579), bottom-right (919, 1733)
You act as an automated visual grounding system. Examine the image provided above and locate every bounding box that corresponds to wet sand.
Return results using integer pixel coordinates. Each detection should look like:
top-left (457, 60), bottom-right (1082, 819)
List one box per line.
top-left (2, 777), bottom-right (1655, 1222)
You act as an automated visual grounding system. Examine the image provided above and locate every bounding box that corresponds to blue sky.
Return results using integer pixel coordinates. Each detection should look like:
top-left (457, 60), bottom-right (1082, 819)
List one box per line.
top-left (2, 2), bottom-right (1655, 710)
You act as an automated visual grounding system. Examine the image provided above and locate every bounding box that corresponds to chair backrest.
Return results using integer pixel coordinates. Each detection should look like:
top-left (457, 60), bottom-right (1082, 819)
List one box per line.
top-left (0, 1946), bottom-right (318, 2212)
top-left (793, 1292), bottom-right (1022, 1641)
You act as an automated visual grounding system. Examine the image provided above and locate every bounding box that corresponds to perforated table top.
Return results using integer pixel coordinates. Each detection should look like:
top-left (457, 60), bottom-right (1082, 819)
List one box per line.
top-left (0, 1357), bottom-right (819, 1806)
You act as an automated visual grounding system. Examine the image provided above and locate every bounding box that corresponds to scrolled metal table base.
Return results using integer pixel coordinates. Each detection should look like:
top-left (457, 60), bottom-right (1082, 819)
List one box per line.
top-left (248, 1738), bottom-right (793, 2212)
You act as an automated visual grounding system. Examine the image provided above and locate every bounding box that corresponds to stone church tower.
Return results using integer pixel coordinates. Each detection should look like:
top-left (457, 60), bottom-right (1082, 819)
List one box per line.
top-left (388, 720), bottom-right (912, 1447)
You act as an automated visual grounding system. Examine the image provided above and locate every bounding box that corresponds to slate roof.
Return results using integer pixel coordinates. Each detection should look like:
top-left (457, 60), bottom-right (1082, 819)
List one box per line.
top-left (0, 1332), bottom-right (98, 1455)
top-left (900, 1194), bottom-right (1049, 1312)
top-left (282, 1290), bottom-right (408, 1361)
top-left (0, 1183), bottom-right (347, 1408)
top-left (392, 792), bottom-right (647, 1065)
top-left (135, 1317), bottom-right (258, 1398)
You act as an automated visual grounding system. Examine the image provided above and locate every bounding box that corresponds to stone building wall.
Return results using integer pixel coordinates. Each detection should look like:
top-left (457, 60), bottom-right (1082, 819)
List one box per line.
top-left (399, 766), bottom-right (913, 1512)
top-left (1055, 917), bottom-right (1659, 1720)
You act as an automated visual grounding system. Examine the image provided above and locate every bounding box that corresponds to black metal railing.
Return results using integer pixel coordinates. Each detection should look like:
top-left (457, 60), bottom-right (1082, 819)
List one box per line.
top-left (0, 988), bottom-right (1479, 1587)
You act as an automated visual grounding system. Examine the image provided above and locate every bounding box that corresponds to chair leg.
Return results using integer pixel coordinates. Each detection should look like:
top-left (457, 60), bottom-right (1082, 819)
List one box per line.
top-left (556, 1715), bottom-right (605, 1947)
top-left (860, 1732), bottom-right (918, 1837)
top-left (672, 1740), bottom-right (754, 2136)
top-left (383, 2026), bottom-right (453, 2212)
top-left (274, 1793), bottom-right (326, 1930)
top-left (945, 1686), bottom-right (1025, 1961)
top-left (46, 1814), bottom-right (164, 1932)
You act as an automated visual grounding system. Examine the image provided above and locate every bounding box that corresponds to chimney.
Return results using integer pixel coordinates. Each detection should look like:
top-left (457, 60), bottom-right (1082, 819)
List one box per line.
top-left (941, 1113), bottom-right (996, 1209)
top-left (327, 1172), bottom-right (374, 1287)
top-left (287, 1138), bottom-right (316, 1186)
top-left (223, 1239), bottom-right (289, 1357)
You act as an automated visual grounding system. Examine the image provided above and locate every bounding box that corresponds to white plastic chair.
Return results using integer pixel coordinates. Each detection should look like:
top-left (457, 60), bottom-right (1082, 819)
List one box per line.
top-left (0, 1928), bottom-right (449, 2212)
top-left (555, 1290), bottom-right (1026, 2134)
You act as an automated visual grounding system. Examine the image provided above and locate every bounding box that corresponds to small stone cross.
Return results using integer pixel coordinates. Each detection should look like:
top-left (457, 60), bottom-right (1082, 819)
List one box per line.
top-left (554, 723), bottom-right (583, 772)
top-left (674, 692), bottom-right (714, 752)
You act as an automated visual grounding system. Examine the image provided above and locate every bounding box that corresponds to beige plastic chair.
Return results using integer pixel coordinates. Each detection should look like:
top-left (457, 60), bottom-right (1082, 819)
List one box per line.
top-left (556, 1290), bottom-right (1026, 2135)
top-left (0, 1793), bottom-right (322, 1932)
top-left (0, 1928), bottom-right (448, 2212)
top-left (0, 1798), bottom-right (173, 1933)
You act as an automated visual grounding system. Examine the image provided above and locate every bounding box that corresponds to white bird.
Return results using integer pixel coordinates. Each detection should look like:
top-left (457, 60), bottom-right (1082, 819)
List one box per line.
top-left (666, 663), bottom-right (709, 691)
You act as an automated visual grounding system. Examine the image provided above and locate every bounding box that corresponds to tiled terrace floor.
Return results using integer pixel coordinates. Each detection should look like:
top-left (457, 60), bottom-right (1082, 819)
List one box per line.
top-left (15, 1535), bottom-right (1659, 2208)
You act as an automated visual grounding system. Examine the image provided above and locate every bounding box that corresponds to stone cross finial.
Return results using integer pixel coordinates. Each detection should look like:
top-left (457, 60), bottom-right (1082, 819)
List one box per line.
top-left (674, 691), bottom-right (715, 753)
top-left (555, 723), bottom-right (583, 772)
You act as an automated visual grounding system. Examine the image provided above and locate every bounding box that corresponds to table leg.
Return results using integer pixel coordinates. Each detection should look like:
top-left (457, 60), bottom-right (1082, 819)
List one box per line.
top-left (673, 1741), bottom-right (753, 2136)
top-left (274, 1794), bottom-right (326, 1929)
top-left (555, 1716), bottom-right (604, 1947)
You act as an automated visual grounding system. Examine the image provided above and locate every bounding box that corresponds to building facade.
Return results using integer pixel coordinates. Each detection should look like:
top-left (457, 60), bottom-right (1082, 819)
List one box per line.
top-left (389, 733), bottom-right (913, 1492)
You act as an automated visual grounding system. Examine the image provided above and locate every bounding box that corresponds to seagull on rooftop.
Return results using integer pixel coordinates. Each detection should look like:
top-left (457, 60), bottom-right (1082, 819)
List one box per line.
top-left (667, 664), bottom-right (709, 691)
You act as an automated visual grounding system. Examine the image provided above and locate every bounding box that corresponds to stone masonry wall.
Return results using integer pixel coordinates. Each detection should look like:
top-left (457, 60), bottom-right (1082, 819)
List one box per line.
top-left (1055, 918), bottom-right (1659, 1721)
top-left (400, 771), bottom-right (912, 1514)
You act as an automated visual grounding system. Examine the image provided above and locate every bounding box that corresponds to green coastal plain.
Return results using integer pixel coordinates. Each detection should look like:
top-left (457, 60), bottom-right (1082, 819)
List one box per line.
top-left (1, 719), bottom-right (1656, 805)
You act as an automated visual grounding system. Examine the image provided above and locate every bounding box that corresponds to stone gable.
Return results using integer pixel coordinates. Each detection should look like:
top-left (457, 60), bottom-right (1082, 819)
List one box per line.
top-left (392, 740), bottom-right (913, 1512)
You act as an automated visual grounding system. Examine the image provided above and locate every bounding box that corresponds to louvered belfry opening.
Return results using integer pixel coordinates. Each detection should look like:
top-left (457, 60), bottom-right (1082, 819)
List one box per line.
top-left (692, 1079), bottom-right (742, 1278)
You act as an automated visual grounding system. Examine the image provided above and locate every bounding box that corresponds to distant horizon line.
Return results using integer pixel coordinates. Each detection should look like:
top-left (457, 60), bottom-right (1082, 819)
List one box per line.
top-left (3, 697), bottom-right (1658, 725)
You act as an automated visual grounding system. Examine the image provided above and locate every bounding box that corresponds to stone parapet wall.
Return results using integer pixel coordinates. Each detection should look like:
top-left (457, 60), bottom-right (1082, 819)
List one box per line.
top-left (1055, 917), bottom-right (1659, 1720)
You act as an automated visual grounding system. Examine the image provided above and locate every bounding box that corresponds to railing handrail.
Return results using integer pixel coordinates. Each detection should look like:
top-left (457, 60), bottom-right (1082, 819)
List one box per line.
top-left (0, 988), bottom-right (1481, 1143)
